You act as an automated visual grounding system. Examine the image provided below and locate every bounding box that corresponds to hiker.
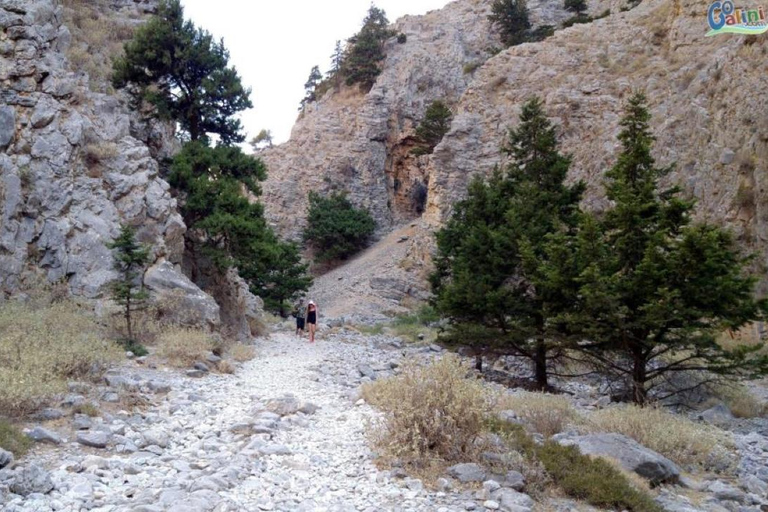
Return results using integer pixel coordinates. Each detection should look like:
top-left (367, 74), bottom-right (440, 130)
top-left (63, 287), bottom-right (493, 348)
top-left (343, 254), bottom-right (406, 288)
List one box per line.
top-left (294, 302), bottom-right (305, 338)
top-left (306, 300), bottom-right (318, 343)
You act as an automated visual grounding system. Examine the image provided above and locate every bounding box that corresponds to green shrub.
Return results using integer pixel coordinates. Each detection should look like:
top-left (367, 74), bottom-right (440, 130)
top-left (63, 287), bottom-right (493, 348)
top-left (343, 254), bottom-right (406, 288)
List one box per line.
top-left (0, 297), bottom-right (122, 416)
top-left (303, 191), bottom-right (375, 262)
top-left (413, 101), bottom-right (452, 155)
top-left (397, 33), bottom-right (407, 44)
top-left (0, 419), bottom-right (32, 457)
top-left (537, 441), bottom-right (662, 511)
top-left (363, 355), bottom-right (491, 464)
top-left (563, 14), bottom-right (593, 27)
top-left (463, 61), bottom-right (481, 74)
top-left (488, 420), bottom-right (661, 512)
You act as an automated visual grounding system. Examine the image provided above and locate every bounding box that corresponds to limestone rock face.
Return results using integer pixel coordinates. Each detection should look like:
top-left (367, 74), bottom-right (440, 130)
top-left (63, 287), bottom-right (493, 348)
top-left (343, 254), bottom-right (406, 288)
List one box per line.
top-left (0, 0), bottom-right (262, 332)
top-left (264, 0), bottom-right (768, 296)
top-left (426, 0), bottom-right (768, 285)
top-left (0, 0), bottom-right (185, 297)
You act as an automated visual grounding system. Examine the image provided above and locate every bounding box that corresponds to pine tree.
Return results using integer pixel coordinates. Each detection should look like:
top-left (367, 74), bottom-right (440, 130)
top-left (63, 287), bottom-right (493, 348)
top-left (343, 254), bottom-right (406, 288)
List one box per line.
top-left (244, 241), bottom-right (314, 317)
top-left (114, 1), bottom-right (312, 313)
top-left (431, 98), bottom-right (584, 388)
top-left (329, 40), bottom-right (345, 78)
top-left (249, 129), bottom-right (273, 152)
top-left (571, 93), bottom-right (768, 404)
top-left (300, 65), bottom-right (323, 111)
top-left (343, 5), bottom-right (396, 90)
top-left (564, 0), bottom-right (588, 14)
top-left (303, 192), bottom-right (376, 263)
top-left (112, 0), bottom-right (251, 145)
top-left (488, 0), bottom-right (532, 47)
top-left (107, 225), bottom-right (151, 343)
top-left (413, 100), bottom-right (452, 154)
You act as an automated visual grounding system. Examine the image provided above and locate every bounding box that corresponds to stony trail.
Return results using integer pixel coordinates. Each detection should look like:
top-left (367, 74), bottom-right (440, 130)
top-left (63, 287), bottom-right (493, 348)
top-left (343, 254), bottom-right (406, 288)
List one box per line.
top-left (4, 332), bottom-right (474, 512)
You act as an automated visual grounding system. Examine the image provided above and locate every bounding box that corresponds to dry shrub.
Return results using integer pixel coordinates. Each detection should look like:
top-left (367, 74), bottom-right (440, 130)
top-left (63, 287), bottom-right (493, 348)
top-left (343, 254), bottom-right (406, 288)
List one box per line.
top-left (73, 403), bottom-right (99, 417)
top-left (495, 391), bottom-right (580, 437)
top-left (709, 383), bottom-right (768, 419)
top-left (155, 327), bottom-right (216, 368)
top-left (585, 406), bottom-right (737, 473)
top-left (0, 298), bottom-right (121, 416)
top-left (217, 360), bottom-right (236, 374)
top-left (61, 0), bottom-right (137, 92)
top-left (362, 354), bottom-right (491, 465)
top-left (227, 343), bottom-right (256, 363)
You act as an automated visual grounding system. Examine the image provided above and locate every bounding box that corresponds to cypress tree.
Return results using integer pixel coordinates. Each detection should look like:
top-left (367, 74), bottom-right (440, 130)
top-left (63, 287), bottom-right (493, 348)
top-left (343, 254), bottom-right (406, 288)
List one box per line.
top-left (431, 98), bottom-right (584, 388)
top-left (488, 0), bottom-right (532, 47)
top-left (107, 225), bottom-right (151, 343)
top-left (571, 93), bottom-right (768, 404)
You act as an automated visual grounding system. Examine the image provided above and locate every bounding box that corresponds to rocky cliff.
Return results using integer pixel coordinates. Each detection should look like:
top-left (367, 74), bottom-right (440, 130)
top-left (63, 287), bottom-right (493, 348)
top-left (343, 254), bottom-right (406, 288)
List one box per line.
top-left (0, 0), bottom-right (262, 337)
top-left (263, 0), bottom-right (768, 303)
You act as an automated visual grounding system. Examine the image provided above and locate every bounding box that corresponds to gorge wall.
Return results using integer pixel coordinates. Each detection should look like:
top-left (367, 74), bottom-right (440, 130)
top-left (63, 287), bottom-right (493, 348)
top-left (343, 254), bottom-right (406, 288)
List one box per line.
top-left (262, 0), bottom-right (768, 298)
top-left (0, 0), bottom-right (262, 337)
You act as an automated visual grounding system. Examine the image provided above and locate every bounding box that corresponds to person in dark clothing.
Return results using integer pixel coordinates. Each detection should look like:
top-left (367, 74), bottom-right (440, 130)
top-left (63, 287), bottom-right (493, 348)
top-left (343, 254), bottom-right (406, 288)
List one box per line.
top-left (306, 300), bottom-right (318, 343)
top-left (294, 303), bottom-right (305, 338)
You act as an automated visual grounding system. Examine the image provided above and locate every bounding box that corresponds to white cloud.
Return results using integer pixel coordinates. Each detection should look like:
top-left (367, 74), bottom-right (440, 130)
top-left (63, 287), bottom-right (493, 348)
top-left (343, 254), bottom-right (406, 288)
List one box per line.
top-left (181, 0), bottom-right (451, 145)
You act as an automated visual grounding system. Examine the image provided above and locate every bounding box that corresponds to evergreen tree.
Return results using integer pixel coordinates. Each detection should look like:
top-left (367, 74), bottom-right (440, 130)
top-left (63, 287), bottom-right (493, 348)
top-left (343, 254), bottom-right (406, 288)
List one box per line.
top-left (114, 1), bottom-right (312, 314)
top-left (570, 93), bottom-right (768, 404)
top-left (564, 0), bottom-right (588, 14)
top-left (413, 100), bottom-right (453, 154)
top-left (112, 0), bottom-right (251, 144)
top-left (249, 129), bottom-right (273, 151)
top-left (488, 0), bottom-right (532, 47)
top-left (107, 225), bottom-right (151, 343)
top-left (244, 241), bottom-right (314, 317)
top-left (303, 192), bottom-right (376, 263)
top-left (431, 98), bottom-right (584, 388)
top-left (300, 65), bottom-right (323, 111)
top-left (343, 5), bottom-right (396, 90)
top-left (329, 40), bottom-right (345, 77)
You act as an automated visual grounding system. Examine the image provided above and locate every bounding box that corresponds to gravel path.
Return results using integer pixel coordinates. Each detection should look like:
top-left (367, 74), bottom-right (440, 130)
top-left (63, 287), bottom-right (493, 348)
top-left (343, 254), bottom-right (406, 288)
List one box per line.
top-left (2, 332), bottom-right (474, 512)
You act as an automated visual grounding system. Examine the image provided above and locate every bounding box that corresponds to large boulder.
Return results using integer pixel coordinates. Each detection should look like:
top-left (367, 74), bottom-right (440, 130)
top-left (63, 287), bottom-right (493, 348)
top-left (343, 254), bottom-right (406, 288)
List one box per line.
top-left (553, 432), bottom-right (680, 484)
top-left (9, 464), bottom-right (54, 496)
top-left (144, 260), bottom-right (221, 330)
top-left (446, 462), bottom-right (487, 483)
top-left (0, 448), bottom-right (13, 469)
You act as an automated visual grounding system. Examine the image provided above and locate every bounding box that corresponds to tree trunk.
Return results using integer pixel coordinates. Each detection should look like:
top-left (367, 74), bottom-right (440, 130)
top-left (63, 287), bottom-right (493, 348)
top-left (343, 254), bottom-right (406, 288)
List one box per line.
top-left (534, 337), bottom-right (548, 391)
top-left (631, 348), bottom-right (648, 405)
top-left (125, 295), bottom-right (133, 342)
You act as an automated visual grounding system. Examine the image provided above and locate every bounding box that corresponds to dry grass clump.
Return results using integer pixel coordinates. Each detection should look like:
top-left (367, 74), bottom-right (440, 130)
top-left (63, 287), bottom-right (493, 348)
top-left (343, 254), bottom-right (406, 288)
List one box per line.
top-left (155, 327), bottom-right (216, 368)
top-left (585, 405), bottom-right (737, 472)
top-left (217, 360), bottom-right (236, 374)
top-left (61, 0), bottom-right (137, 92)
top-left (226, 343), bottom-right (256, 363)
top-left (0, 298), bottom-right (121, 416)
top-left (495, 391), bottom-right (580, 437)
top-left (0, 419), bottom-right (32, 457)
top-left (73, 403), bottom-right (99, 417)
top-left (709, 383), bottom-right (768, 419)
top-left (362, 354), bottom-right (491, 466)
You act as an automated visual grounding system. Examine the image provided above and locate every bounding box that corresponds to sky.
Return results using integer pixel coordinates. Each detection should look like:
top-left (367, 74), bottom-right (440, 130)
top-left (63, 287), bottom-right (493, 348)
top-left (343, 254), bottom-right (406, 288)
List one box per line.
top-left (182, 0), bottom-right (452, 145)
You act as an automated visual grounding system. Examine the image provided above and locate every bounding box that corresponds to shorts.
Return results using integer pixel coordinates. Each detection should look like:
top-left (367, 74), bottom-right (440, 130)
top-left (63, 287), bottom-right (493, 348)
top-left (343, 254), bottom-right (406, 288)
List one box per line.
top-left (296, 317), bottom-right (305, 329)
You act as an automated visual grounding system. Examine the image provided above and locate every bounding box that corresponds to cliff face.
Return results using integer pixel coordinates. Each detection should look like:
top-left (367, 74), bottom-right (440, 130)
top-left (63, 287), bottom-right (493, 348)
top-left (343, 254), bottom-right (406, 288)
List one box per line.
top-left (264, 0), bottom-right (768, 298)
top-left (426, 0), bottom-right (768, 260)
top-left (261, 0), bottom-right (581, 241)
top-left (0, 0), bottom-right (262, 336)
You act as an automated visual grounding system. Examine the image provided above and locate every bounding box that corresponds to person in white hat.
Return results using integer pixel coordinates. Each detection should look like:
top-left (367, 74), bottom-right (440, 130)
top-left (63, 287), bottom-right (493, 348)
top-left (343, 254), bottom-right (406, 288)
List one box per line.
top-left (306, 300), bottom-right (318, 343)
